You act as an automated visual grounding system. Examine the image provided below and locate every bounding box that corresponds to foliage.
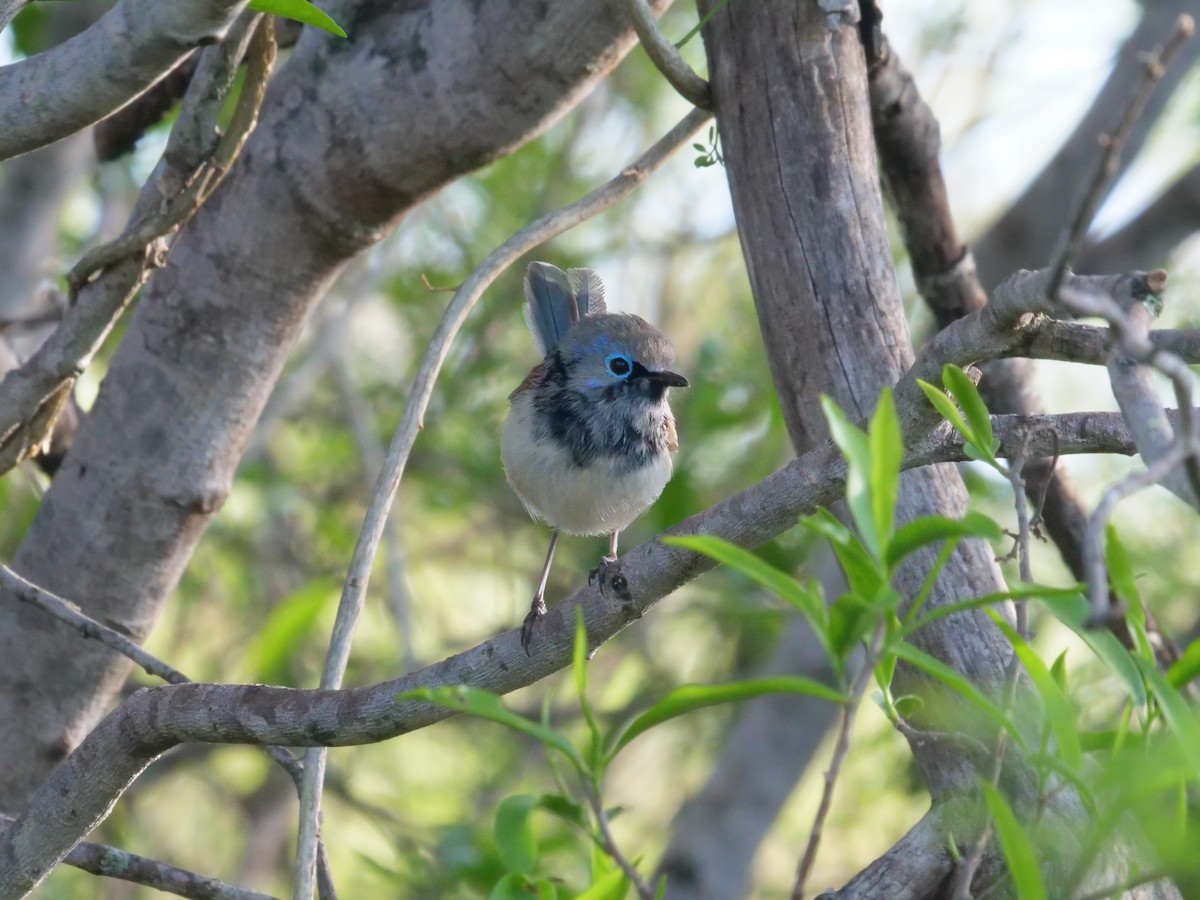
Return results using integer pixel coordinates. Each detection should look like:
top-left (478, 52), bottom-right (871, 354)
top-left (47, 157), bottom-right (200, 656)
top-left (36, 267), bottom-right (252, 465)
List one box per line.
top-left (396, 385), bottom-right (1200, 898)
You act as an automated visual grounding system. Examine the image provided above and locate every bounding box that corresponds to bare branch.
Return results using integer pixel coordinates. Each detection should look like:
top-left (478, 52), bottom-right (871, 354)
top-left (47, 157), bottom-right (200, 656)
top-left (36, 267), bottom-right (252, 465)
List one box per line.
top-left (624, 0), bottom-right (712, 108)
top-left (0, 14), bottom-right (275, 475)
top-left (1045, 13), bottom-right (1195, 298)
top-left (62, 834), bottom-right (280, 900)
top-left (0, 564), bottom-right (189, 684)
top-left (291, 105), bottom-right (715, 899)
top-left (0, 0), bottom-right (251, 161)
top-left (1078, 162), bottom-right (1200, 274)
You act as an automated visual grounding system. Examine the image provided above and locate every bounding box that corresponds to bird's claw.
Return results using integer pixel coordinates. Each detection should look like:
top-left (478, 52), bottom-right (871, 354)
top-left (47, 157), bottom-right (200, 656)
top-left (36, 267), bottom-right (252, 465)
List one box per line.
top-left (520, 597), bottom-right (548, 655)
top-left (589, 554), bottom-right (626, 596)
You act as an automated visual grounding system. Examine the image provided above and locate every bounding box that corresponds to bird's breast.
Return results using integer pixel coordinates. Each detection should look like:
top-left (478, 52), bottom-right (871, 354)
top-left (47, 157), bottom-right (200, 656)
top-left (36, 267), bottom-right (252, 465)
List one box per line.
top-left (502, 392), bottom-right (676, 535)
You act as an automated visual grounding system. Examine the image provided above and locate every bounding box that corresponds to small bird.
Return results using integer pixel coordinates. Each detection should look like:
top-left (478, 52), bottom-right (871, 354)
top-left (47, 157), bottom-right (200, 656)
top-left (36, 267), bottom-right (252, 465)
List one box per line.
top-left (503, 261), bottom-right (688, 653)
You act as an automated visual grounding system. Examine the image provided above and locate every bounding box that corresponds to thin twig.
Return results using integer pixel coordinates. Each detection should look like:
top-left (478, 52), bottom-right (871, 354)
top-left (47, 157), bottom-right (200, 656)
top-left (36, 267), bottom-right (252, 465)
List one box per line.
top-left (791, 624), bottom-right (885, 900)
top-left (1046, 13), bottom-right (1194, 298)
top-left (0, 564), bottom-right (189, 684)
top-left (624, 0), bottom-right (712, 108)
top-left (291, 106), bottom-right (714, 900)
top-left (587, 783), bottom-right (655, 900)
top-left (62, 834), bottom-right (281, 900)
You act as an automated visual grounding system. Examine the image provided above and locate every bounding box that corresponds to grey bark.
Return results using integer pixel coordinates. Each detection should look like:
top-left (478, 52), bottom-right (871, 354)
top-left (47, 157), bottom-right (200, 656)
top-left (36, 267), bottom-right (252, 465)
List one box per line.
top-left (0, 0), bottom-right (250, 161)
top-left (700, 0), bottom-right (1009, 796)
top-left (0, 0), bottom-right (665, 811)
top-left (695, 3), bottom-right (1179, 898)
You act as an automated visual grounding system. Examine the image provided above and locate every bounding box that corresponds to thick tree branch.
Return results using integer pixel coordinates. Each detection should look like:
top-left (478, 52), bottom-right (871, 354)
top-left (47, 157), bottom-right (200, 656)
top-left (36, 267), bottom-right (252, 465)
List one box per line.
top-left (0, 404), bottom-right (1163, 896)
top-left (0, 0), bottom-right (251, 161)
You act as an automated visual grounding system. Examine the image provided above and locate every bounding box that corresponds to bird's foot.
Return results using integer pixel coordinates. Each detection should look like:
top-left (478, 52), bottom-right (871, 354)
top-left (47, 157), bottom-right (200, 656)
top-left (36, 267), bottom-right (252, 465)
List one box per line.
top-left (520, 596), bottom-right (548, 655)
top-left (589, 554), bottom-right (628, 598)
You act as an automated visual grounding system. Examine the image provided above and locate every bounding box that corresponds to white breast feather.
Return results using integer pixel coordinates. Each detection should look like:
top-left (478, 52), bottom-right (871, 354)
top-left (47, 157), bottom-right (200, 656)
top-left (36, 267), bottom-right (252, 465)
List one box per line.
top-left (502, 393), bottom-right (674, 536)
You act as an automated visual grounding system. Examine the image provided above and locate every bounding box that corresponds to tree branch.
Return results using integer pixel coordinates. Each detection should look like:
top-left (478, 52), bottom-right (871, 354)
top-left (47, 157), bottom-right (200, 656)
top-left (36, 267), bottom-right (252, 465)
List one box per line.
top-left (624, 0), bottom-right (712, 108)
top-left (0, 0), bottom-right (251, 161)
top-left (58, 831), bottom-right (280, 900)
top-left (0, 401), bottom-right (1167, 895)
top-left (1045, 14), bottom-right (1195, 298)
top-left (0, 12), bottom-right (274, 476)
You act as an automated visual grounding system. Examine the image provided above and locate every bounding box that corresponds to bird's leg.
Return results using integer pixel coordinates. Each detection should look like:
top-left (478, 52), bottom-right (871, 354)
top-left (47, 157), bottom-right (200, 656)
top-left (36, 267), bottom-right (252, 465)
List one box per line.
top-left (589, 530), bottom-right (622, 594)
top-left (522, 529), bottom-right (560, 654)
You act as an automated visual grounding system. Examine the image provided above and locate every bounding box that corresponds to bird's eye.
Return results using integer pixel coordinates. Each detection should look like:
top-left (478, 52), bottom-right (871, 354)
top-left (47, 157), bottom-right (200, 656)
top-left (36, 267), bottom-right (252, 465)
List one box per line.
top-left (605, 353), bottom-right (633, 378)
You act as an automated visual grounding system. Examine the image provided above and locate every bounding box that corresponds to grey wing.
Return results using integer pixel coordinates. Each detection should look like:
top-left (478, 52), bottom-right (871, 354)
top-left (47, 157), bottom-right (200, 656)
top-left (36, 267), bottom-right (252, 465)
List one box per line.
top-left (567, 267), bottom-right (607, 317)
top-left (523, 262), bottom-right (580, 355)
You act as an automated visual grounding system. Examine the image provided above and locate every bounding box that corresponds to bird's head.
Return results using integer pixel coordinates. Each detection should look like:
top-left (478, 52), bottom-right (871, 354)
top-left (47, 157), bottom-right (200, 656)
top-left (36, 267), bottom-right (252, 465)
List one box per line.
top-left (556, 314), bottom-right (688, 404)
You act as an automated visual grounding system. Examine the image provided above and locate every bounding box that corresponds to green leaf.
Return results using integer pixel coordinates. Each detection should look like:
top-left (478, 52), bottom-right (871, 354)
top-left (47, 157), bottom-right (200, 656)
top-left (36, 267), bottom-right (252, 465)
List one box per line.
top-left (989, 612), bottom-right (1081, 772)
top-left (1136, 657), bottom-right (1200, 782)
top-left (942, 365), bottom-right (999, 461)
top-left (1167, 639), bottom-right (1200, 689)
top-left (918, 379), bottom-right (970, 438)
top-left (494, 795), bottom-right (538, 875)
top-left (981, 783), bottom-right (1046, 900)
top-left (576, 866), bottom-right (629, 900)
top-left (868, 389), bottom-right (902, 552)
top-left (606, 678), bottom-right (847, 759)
top-left (534, 794), bottom-right (589, 832)
top-left (886, 512), bottom-right (1003, 568)
top-left (892, 643), bottom-right (1025, 750)
top-left (1050, 651), bottom-right (1069, 693)
top-left (249, 0), bottom-right (347, 36)
top-left (822, 396), bottom-right (879, 557)
top-left (663, 535), bottom-right (829, 651)
top-left (487, 873), bottom-right (557, 900)
top-left (243, 579), bottom-right (337, 683)
top-left (1104, 526), bottom-right (1139, 612)
top-left (804, 511), bottom-right (885, 601)
top-left (1105, 527), bottom-right (1151, 657)
top-left (906, 585), bottom-right (1079, 634)
top-left (400, 686), bottom-right (584, 771)
top-left (1038, 593), bottom-right (1146, 705)
top-left (828, 590), bottom-right (888, 662)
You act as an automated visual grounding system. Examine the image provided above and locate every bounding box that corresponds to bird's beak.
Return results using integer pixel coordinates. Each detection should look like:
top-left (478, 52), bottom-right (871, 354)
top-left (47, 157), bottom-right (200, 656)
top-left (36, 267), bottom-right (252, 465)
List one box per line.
top-left (648, 370), bottom-right (689, 388)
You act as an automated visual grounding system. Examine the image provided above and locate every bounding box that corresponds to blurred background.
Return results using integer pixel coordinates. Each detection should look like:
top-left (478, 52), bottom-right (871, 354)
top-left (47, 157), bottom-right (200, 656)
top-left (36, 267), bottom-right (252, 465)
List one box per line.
top-left (4, 0), bottom-right (1200, 896)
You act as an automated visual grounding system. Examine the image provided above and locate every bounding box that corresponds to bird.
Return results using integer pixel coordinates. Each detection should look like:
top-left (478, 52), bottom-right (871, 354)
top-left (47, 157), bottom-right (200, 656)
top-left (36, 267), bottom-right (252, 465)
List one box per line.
top-left (502, 261), bottom-right (688, 653)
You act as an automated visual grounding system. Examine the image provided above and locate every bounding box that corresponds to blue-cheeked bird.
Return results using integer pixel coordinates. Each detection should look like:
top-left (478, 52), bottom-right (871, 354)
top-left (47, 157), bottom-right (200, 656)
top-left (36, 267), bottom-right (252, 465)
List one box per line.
top-left (503, 262), bottom-right (688, 652)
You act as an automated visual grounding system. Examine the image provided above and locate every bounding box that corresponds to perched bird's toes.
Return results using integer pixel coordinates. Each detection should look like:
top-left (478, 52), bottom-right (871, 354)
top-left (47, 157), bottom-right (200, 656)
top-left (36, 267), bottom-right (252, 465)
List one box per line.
top-left (520, 598), bottom-right (548, 655)
top-left (589, 555), bottom-right (622, 594)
